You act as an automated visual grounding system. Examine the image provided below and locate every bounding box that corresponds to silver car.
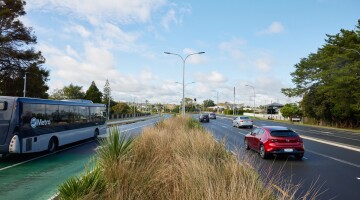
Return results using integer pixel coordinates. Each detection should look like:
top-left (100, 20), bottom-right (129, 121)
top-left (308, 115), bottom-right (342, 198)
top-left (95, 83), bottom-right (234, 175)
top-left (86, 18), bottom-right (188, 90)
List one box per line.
top-left (232, 116), bottom-right (253, 128)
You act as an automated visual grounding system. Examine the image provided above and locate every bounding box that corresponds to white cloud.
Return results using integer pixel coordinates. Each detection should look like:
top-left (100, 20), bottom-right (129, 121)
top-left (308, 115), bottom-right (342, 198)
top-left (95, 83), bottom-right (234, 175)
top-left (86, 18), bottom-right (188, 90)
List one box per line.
top-left (195, 71), bottom-right (228, 83)
top-left (27, 0), bottom-right (167, 24)
top-left (65, 45), bottom-right (79, 58)
top-left (258, 21), bottom-right (285, 35)
top-left (219, 38), bottom-right (247, 60)
top-left (39, 42), bottom-right (163, 101)
top-left (140, 70), bottom-right (158, 82)
top-left (161, 4), bottom-right (191, 30)
top-left (239, 77), bottom-right (299, 107)
top-left (254, 56), bottom-right (274, 72)
top-left (67, 24), bottom-right (90, 38)
top-left (162, 9), bottom-right (177, 30)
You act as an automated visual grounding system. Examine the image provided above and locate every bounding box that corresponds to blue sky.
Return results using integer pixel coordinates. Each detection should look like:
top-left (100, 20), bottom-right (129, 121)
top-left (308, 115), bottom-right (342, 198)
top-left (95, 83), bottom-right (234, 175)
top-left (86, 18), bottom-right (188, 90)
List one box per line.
top-left (24, 0), bottom-right (360, 106)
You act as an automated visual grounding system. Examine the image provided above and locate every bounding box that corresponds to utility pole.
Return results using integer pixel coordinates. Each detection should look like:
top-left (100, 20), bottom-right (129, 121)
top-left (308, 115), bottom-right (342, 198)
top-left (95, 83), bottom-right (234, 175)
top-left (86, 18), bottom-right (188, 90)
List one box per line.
top-left (233, 87), bottom-right (235, 116)
top-left (133, 97), bottom-right (136, 118)
top-left (217, 91), bottom-right (219, 113)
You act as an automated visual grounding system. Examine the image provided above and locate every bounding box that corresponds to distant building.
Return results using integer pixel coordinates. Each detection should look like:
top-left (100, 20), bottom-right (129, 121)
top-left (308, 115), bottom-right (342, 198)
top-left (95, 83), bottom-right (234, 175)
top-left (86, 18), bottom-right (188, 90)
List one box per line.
top-left (266, 102), bottom-right (284, 114)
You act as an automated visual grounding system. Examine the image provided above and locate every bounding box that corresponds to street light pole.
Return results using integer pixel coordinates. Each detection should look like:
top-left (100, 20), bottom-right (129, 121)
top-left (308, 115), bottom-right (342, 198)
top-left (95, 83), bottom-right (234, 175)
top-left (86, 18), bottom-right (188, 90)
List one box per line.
top-left (245, 84), bottom-right (255, 118)
top-left (164, 51), bottom-right (205, 116)
top-left (23, 72), bottom-right (29, 97)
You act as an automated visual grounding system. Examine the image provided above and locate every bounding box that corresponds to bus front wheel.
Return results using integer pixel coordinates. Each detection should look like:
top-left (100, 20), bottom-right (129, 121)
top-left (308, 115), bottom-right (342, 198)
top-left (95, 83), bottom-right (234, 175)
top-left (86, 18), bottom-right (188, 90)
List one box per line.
top-left (48, 137), bottom-right (58, 153)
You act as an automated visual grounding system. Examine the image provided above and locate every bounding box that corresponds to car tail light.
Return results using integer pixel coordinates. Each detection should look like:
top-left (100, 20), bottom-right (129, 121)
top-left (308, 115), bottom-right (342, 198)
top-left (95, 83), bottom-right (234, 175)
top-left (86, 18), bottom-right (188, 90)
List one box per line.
top-left (269, 139), bottom-right (278, 143)
top-left (250, 120), bottom-right (253, 122)
top-left (240, 120), bottom-right (243, 122)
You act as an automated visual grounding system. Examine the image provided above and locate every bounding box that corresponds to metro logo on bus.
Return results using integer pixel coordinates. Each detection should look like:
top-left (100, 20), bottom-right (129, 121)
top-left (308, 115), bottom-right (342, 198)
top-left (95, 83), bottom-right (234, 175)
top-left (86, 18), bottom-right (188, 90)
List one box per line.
top-left (30, 117), bottom-right (51, 128)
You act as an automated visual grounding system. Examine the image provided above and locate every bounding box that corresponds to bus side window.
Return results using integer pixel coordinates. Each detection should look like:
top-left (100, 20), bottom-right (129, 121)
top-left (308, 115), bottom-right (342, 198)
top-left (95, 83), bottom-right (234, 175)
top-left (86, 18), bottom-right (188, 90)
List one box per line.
top-left (32, 104), bottom-right (45, 119)
top-left (21, 103), bottom-right (32, 128)
top-left (46, 104), bottom-right (59, 125)
top-left (59, 105), bottom-right (71, 124)
top-left (78, 106), bottom-right (89, 123)
top-left (69, 106), bottom-right (77, 124)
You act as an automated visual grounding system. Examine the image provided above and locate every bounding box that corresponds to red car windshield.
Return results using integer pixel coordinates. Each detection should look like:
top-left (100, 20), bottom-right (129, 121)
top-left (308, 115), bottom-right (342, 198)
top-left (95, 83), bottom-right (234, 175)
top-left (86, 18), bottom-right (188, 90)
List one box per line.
top-left (270, 130), bottom-right (298, 137)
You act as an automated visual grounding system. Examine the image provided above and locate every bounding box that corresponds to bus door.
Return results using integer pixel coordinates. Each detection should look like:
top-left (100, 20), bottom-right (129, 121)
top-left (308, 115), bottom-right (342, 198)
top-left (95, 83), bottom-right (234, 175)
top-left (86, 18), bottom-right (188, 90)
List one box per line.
top-left (0, 97), bottom-right (15, 145)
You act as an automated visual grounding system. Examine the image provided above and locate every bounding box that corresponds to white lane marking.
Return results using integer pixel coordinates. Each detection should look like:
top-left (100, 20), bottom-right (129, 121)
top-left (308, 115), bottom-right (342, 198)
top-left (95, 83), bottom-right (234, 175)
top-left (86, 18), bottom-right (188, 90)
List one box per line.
top-left (222, 125), bottom-right (227, 128)
top-left (301, 135), bottom-right (360, 153)
top-left (0, 139), bottom-right (94, 171)
top-left (293, 128), bottom-right (360, 142)
top-left (302, 157), bottom-right (308, 160)
top-left (307, 149), bottom-right (360, 168)
top-left (238, 131), bottom-right (249, 136)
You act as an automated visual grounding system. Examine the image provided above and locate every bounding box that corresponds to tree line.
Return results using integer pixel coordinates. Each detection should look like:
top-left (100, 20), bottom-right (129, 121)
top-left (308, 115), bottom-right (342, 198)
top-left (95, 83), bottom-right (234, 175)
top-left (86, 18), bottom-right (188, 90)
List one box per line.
top-left (282, 20), bottom-right (360, 128)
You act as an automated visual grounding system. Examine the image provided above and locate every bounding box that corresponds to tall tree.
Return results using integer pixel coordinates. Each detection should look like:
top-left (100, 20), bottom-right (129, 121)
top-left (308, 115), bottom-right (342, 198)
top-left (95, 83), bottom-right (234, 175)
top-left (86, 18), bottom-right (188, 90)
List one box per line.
top-left (282, 20), bottom-right (360, 128)
top-left (50, 84), bottom-right (85, 100)
top-left (203, 99), bottom-right (215, 108)
top-left (63, 84), bottom-right (85, 99)
top-left (49, 88), bottom-right (65, 100)
top-left (0, 0), bottom-right (49, 97)
top-left (84, 81), bottom-right (102, 103)
top-left (112, 102), bottom-right (131, 114)
top-left (280, 103), bottom-right (302, 120)
top-left (102, 79), bottom-right (111, 103)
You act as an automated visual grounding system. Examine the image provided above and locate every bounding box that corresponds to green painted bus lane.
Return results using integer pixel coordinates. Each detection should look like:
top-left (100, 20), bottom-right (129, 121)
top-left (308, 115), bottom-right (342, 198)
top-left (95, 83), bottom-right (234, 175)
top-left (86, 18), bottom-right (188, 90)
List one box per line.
top-left (0, 142), bottom-right (97, 200)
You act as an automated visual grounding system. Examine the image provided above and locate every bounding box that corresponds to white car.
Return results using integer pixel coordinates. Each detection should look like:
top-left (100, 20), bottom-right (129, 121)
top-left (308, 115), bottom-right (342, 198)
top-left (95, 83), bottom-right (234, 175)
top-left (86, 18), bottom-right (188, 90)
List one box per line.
top-left (232, 116), bottom-right (253, 128)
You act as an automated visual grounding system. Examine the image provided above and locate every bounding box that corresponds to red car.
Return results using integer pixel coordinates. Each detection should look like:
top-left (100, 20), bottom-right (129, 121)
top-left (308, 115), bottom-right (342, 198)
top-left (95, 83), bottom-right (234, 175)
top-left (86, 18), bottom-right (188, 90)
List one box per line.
top-left (244, 126), bottom-right (304, 159)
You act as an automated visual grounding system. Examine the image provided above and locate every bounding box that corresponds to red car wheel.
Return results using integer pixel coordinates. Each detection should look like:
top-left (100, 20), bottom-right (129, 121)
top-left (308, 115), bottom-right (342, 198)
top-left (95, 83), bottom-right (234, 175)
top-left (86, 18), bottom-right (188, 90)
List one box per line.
top-left (259, 144), bottom-right (268, 159)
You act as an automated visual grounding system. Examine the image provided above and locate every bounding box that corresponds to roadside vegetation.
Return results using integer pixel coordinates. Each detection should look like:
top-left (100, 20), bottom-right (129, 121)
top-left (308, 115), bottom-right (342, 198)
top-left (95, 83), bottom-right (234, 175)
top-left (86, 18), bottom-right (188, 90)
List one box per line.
top-left (58, 116), bottom-right (319, 200)
top-left (282, 20), bottom-right (360, 129)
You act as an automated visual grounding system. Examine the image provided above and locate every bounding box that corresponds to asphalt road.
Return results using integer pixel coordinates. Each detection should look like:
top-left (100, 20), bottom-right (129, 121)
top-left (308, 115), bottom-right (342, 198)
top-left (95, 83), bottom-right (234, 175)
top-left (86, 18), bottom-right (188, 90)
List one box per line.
top-left (200, 115), bottom-right (360, 200)
top-left (0, 115), bottom-right (166, 200)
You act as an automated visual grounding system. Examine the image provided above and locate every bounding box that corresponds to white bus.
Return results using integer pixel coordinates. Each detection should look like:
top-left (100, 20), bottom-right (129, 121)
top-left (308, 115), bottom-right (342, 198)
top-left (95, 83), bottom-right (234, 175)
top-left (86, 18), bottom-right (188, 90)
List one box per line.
top-left (0, 96), bottom-right (107, 155)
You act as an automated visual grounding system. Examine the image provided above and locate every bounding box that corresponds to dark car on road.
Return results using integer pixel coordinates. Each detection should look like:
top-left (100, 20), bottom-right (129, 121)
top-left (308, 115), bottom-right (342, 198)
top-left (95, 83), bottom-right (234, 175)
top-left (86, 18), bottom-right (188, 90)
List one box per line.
top-left (244, 126), bottom-right (304, 159)
top-left (209, 113), bottom-right (216, 119)
top-left (199, 113), bottom-right (209, 123)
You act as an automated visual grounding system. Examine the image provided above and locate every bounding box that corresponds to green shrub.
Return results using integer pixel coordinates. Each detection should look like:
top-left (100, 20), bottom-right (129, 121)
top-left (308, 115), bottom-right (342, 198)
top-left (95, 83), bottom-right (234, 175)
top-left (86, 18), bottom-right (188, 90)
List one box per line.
top-left (186, 117), bottom-right (204, 130)
top-left (97, 126), bottom-right (134, 167)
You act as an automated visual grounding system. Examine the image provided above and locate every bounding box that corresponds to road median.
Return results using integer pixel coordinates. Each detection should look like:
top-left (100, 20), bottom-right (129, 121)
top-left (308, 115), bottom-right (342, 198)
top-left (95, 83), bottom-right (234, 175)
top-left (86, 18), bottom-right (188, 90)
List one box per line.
top-left (56, 116), bottom-right (319, 199)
